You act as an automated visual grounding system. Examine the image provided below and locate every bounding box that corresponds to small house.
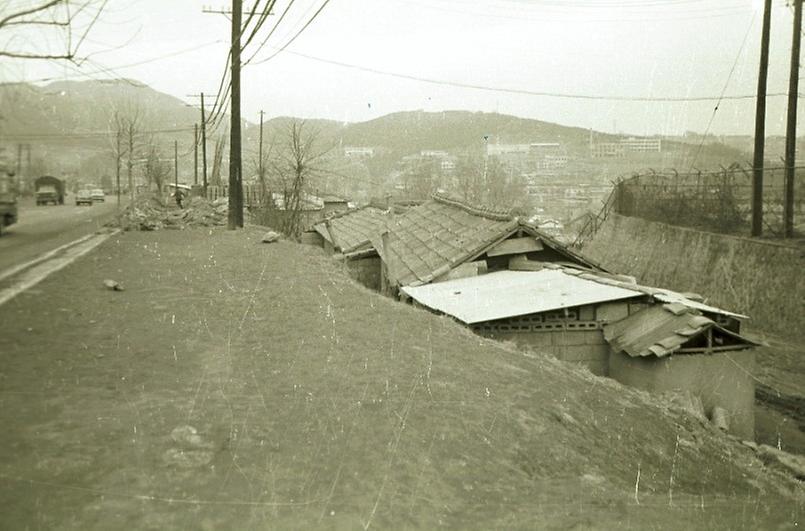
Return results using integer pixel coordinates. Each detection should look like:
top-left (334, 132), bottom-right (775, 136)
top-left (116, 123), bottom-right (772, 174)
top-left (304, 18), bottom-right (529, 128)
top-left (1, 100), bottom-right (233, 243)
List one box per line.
top-left (604, 303), bottom-right (759, 439)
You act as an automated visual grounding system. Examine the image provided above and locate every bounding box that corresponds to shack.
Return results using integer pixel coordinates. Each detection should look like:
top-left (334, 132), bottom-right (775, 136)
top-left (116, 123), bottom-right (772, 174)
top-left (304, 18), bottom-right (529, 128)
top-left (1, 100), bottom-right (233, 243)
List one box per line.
top-left (401, 262), bottom-right (759, 437)
top-left (604, 303), bottom-right (759, 439)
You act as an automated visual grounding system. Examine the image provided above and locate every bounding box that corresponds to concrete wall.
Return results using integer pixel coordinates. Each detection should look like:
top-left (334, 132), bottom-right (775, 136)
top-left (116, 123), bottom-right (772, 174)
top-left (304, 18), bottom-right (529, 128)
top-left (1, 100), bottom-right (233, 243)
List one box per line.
top-left (346, 256), bottom-right (382, 292)
top-left (581, 213), bottom-right (804, 337)
top-left (481, 328), bottom-right (609, 376)
top-left (609, 349), bottom-right (756, 439)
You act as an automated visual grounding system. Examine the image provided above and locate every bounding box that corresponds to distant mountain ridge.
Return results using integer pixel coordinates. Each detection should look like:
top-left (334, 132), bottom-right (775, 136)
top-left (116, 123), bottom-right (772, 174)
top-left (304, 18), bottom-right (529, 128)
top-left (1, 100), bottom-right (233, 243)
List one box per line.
top-left (0, 80), bottom-right (747, 172)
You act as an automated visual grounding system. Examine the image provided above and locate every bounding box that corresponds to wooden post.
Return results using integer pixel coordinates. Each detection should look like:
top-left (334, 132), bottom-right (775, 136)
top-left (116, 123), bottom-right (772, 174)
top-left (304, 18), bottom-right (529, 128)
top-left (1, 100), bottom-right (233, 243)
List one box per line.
top-left (228, 0), bottom-right (243, 229)
top-left (201, 92), bottom-right (208, 196)
top-left (784, 0), bottom-right (802, 237)
top-left (752, 0), bottom-right (773, 237)
top-left (193, 123), bottom-right (198, 186)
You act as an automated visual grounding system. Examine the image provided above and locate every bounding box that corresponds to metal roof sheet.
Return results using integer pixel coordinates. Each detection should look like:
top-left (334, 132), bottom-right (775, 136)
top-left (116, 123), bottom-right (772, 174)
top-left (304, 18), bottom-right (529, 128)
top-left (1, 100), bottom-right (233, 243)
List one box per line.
top-left (401, 269), bottom-right (642, 324)
top-left (603, 304), bottom-right (759, 358)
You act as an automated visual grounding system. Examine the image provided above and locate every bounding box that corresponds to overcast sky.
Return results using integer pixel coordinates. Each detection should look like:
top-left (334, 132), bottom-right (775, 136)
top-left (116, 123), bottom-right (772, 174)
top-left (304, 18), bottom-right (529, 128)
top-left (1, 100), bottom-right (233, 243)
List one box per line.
top-left (1, 0), bottom-right (802, 136)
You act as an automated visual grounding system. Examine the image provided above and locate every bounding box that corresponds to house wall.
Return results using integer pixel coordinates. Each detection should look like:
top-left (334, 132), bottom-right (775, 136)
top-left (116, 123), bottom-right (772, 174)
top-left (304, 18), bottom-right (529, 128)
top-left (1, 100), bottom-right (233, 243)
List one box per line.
top-left (581, 213), bottom-right (804, 338)
top-left (300, 231), bottom-right (324, 247)
top-left (346, 256), bottom-right (382, 291)
top-left (608, 349), bottom-right (756, 439)
top-left (473, 307), bottom-right (611, 376)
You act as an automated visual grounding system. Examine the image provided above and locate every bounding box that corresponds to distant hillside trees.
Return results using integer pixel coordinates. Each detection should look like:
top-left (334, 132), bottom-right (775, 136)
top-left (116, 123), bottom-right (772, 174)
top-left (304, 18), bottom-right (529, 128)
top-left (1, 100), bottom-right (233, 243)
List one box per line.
top-left (453, 154), bottom-right (529, 209)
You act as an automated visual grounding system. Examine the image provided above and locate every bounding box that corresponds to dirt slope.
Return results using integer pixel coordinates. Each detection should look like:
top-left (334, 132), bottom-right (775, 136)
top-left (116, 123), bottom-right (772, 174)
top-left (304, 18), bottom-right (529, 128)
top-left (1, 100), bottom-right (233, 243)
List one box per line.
top-left (0, 228), bottom-right (801, 529)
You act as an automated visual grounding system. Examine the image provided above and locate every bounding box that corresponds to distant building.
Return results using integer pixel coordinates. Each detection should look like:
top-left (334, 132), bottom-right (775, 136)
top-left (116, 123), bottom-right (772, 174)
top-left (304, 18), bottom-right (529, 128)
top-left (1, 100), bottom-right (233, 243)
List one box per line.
top-left (486, 142), bottom-right (569, 172)
top-left (620, 137), bottom-right (662, 153)
top-left (590, 135), bottom-right (662, 158)
top-left (420, 150), bottom-right (449, 158)
top-left (344, 147), bottom-right (374, 159)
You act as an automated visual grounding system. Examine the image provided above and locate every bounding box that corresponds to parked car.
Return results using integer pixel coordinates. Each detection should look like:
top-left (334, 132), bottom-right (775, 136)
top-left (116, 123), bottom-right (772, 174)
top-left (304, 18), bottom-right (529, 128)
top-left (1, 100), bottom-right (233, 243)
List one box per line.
top-left (75, 189), bottom-right (93, 206)
top-left (91, 188), bottom-right (105, 202)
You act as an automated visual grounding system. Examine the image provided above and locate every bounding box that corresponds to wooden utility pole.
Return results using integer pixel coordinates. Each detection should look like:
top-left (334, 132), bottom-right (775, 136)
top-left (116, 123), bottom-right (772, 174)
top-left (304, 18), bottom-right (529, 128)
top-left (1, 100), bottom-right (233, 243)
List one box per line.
top-left (784, 0), bottom-right (802, 237)
top-left (201, 93), bottom-right (208, 195)
top-left (174, 139), bottom-right (179, 192)
top-left (127, 125), bottom-right (134, 201)
top-left (752, 0), bottom-right (773, 237)
top-left (258, 110), bottom-right (265, 180)
top-left (115, 130), bottom-right (121, 207)
top-left (16, 143), bottom-right (22, 191)
top-left (194, 124), bottom-right (199, 186)
top-left (229, 0), bottom-right (243, 229)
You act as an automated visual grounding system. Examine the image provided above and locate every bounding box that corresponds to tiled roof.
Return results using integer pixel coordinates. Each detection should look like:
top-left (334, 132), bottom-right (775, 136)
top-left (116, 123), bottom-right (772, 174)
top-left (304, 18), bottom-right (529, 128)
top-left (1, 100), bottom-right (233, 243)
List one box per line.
top-left (603, 303), bottom-right (758, 358)
top-left (370, 194), bottom-right (522, 287)
top-left (313, 206), bottom-right (388, 253)
top-left (369, 194), bottom-right (602, 288)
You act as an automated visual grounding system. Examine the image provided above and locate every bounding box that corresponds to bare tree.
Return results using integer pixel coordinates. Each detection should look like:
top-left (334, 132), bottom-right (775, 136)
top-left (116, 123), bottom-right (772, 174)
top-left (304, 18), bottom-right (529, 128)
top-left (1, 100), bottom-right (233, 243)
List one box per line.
top-left (141, 141), bottom-right (169, 196)
top-left (211, 135), bottom-right (227, 188)
top-left (0, 1), bottom-right (108, 62)
top-left (269, 121), bottom-right (333, 238)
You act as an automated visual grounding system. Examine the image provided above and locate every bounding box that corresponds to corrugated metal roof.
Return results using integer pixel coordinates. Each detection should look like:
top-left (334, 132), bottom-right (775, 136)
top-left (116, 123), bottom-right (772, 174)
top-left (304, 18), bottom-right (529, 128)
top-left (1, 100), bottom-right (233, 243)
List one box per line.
top-left (603, 304), bottom-right (759, 358)
top-left (401, 269), bottom-right (642, 324)
top-left (313, 206), bottom-right (388, 253)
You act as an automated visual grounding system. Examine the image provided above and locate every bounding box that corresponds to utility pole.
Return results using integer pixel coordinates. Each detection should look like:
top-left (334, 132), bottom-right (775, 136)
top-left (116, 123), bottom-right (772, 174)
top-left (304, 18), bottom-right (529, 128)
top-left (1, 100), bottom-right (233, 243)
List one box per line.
top-left (229, 0), bottom-right (243, 229)
top-left (127, 125), bottom-right (135, 201)
top-left (16, 143), bottom-right (22, 191)
top-left (201, 93), bottom-right (208, 195)
top-left (25, 144), bottom-right (31, 192)
top-left (752, 0), bottom-right (773, 237)
top-left (784, 0), bottom-right (802, 238)
top-left (194, 123), bottom-right (199, 186)
top-left (116, 130), bottom-right (121, 208)
top-left (258, 109), bottom-right (264, 181)
top-left (174, 139), bottom-right (179, 192)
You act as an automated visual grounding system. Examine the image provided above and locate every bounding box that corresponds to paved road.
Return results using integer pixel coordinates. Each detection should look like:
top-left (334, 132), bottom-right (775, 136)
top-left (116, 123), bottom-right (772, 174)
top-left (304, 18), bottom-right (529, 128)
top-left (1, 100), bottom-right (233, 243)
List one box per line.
top-left (0, 196), bottom-right (120, 274)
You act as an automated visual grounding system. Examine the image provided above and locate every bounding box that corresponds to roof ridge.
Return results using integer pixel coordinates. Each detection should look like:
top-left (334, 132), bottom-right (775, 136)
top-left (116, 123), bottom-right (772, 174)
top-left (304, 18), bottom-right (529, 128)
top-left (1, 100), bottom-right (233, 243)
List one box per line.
top-left (430, 192), bottom-right (514, 221)
top-left (320, 204), bottom-right (385, 224)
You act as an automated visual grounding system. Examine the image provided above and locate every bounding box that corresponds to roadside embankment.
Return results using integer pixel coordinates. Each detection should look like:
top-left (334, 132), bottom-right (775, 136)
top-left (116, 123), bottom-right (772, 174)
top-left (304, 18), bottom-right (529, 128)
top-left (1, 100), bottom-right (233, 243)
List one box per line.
top-left (0, 227), bottom-right (801, 528)
top-left (580, 213), bottom-right (804, 339)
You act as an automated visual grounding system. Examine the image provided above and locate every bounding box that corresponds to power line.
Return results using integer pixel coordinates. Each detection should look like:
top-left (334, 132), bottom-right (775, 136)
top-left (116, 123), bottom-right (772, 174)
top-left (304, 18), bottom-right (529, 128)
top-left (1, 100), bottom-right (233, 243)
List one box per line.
top-left (13, 41), bottom-right (224, 85)
top-left (243, 0), bottom-right (296, 66)
top-left (280, 48), bottom-right (789, 103)
top-left (250, 0), bottom-right (333, 65)
top-left (688, 10), bottom-right (757, 171)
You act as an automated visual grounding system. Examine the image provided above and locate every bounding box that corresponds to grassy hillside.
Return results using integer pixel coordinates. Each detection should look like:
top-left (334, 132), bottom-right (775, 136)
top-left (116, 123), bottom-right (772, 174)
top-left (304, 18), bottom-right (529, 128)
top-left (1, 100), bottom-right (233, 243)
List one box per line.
top-left (0, 226), bottom-right (801, 528)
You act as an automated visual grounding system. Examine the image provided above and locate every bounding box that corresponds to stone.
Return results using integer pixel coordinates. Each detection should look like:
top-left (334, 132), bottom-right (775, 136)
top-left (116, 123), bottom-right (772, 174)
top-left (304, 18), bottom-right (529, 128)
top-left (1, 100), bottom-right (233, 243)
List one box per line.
top-left (261, 231), bottom-right (280, 243)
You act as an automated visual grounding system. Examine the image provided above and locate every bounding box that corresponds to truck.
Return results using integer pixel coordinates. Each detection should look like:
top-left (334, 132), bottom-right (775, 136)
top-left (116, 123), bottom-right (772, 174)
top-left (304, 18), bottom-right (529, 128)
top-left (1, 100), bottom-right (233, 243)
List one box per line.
top-left (0, 163), bottom-right (18, 236)
top-left (35, 175), bottom-right (65, 206)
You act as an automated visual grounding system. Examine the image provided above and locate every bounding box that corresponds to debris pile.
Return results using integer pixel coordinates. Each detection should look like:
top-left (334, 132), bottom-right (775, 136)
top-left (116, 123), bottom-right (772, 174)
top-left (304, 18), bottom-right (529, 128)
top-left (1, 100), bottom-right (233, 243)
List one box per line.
top-left (109, 195), bottom-right (228, 231)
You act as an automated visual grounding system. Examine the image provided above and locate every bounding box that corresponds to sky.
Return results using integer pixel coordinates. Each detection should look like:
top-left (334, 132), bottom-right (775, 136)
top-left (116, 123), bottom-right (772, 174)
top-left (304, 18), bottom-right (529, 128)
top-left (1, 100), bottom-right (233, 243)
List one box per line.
top-left (1, 0), bottom-right (802, 136)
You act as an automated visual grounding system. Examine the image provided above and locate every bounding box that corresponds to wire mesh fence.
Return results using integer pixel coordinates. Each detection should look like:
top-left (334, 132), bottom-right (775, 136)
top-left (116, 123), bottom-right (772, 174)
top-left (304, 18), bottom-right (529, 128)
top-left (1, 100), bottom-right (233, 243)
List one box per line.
top-left (612, 165), bottom-right (804, 238)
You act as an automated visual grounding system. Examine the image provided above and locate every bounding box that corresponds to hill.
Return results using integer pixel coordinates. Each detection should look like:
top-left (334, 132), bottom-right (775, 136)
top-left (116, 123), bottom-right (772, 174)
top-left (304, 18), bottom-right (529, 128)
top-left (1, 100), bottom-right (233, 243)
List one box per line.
top-left (0, 80), bottom-right (748, 186)
top-left (0, 226), bottom-right (801, 528)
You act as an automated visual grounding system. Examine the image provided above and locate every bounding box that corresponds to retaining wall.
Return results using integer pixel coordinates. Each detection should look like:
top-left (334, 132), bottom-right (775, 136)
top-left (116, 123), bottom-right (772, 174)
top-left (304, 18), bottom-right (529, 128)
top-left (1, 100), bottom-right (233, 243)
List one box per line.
top-left (581, 213), bottom-right (804, 337)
